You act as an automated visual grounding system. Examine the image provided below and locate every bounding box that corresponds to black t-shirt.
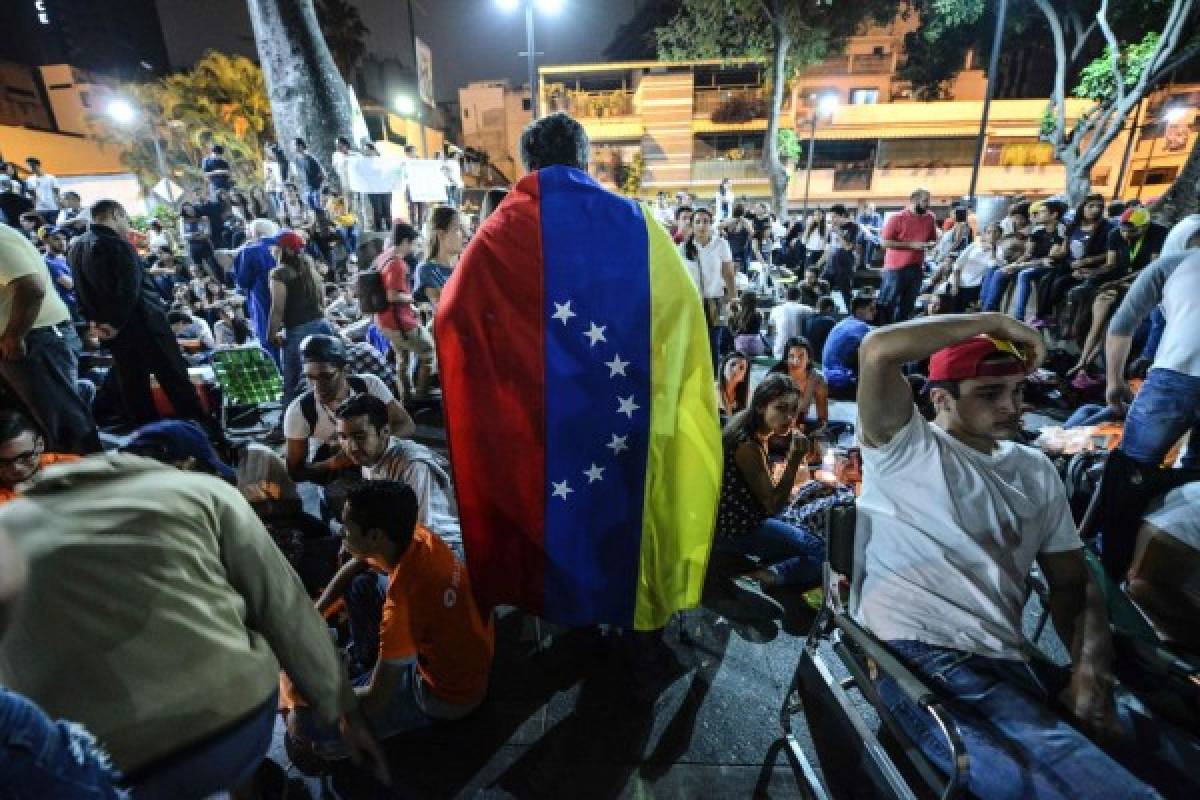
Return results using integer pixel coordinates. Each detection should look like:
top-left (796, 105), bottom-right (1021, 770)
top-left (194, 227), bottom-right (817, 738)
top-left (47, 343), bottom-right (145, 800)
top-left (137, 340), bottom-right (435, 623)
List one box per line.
top-left (202, 155), bottom-right (232, 189)
top-left (1029, 226), bottom-right (1063, 261)
top-left (802, 314), bottom-right (837, 363)
top-left (1106, 223), bottom-right (1168, 277)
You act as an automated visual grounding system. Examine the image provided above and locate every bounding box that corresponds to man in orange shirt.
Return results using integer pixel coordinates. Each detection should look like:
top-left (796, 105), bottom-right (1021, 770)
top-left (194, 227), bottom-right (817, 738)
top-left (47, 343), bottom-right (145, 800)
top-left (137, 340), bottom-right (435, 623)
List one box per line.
top-left (0, 409), bottom-right (78, 505)
top-left (289, 480), bottom-right (494, 757)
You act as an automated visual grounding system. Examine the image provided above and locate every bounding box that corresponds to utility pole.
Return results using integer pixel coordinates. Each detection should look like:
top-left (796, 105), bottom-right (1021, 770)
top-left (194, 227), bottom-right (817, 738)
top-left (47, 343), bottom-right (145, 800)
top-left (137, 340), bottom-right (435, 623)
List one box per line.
top-left (967, 0), bottom-right (1008, 206)
top-left (407, 0), bottom-right (429, 156)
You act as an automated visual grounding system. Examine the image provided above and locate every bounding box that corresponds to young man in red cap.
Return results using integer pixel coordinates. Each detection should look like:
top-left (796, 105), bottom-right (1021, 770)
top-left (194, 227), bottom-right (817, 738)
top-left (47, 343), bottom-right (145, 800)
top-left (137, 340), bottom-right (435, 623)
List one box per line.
top-left (853, 312), bottom-right (1200, 798)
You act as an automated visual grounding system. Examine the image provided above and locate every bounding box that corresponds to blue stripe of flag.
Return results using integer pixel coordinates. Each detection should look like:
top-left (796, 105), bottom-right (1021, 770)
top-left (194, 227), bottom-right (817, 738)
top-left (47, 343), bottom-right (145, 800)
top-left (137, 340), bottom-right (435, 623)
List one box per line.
top-left (539, 166), bottom-right (651, 627)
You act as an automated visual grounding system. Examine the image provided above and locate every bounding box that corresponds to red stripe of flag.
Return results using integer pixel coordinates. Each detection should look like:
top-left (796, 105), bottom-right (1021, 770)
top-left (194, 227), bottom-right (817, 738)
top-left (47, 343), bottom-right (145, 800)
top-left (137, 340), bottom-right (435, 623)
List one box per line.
top-left (437, 173), bottom-right (546, 616)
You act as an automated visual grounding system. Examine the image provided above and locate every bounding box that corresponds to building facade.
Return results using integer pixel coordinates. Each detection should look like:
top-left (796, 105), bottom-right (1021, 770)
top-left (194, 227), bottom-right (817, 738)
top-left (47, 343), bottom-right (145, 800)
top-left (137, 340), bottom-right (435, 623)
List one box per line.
top-left (462, 15), bottom-right (1196, 209)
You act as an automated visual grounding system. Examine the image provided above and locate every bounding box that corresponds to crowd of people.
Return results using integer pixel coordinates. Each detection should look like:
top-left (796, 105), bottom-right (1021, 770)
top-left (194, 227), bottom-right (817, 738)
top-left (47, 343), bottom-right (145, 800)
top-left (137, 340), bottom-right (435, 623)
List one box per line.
top-left (1, 108), bottom-right (1198, 800)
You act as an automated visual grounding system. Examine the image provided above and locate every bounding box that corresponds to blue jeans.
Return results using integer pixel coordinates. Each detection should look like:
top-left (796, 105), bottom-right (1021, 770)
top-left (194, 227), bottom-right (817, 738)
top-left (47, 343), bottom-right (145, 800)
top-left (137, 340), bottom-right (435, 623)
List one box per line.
top-left (0, 325), bottom-right (100, 454)
top-left (294, 572), bottom-right (434, 756)
top-left (878, 640), bottom-right (1200, 799)
top-left (980, 267), bottom-right (1015, 311)
top-left (715, 517), bottom-right (825, 586)
top-left (1120, 367), bottom-right (1200, 469)
top-left (1064, 403), bottom-right (1120, 429)
top-left (281, 317), bottom-right (335, 411)
top-left (305, 189), bottom-right (323, 211)
top-left (1012, 264), bottom-right (1055, 321)
top-left (338, 224), bottom-right (359, 259)
top-left (879, 264), bottom-right (923, 324)
top-left (0, 689), bottom-right (124, 799)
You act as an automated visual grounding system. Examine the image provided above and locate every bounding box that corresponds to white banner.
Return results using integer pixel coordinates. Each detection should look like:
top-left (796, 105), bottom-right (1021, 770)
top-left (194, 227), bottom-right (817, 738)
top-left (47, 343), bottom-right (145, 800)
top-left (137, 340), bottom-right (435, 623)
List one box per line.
top-left (405, 159), bottom-right (450, 204)
top-left (345, 155), bottom-right (405, 194)
top-left (416, 37), bottom-right (434, 107)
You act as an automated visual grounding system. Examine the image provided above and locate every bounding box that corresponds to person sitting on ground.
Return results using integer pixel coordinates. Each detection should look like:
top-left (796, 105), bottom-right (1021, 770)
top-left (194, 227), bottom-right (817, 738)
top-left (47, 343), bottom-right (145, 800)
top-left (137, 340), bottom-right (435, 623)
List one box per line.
top-left (1000, 200), bottom-right (1032, 239)
top-left (802, 296), bottom-right (838, 364)
top-left (286, 481), bottom-right (493, 758)
top-left (0, 409), bottom-right (79, 505)
top-left (335, 394), bottom-right (461, 554)
top-left (938, 222), bottom-right (1002, 313)
top-left (822, 296), bottom-right (877, 399)
top-left (717, 351), bottom-right (750, 420)
top-left (1031, 193), bottom-right (1113, 333)
top-left (769, 337), bottom-right (828, 436)
top-left (800, 265), bottom-right (830, 300)
top-left (768, 286), bottom-right (815, 361)
top-left (713, 374), bottom-right (825, 593)
top-left (856, 312), bottom-right (1200, 798)
top-left (325, 283), bottom-right (360, 328)
top-left (1125, 481), bottom-right (1200, 653)
top-left (982, 199), bottom-right (1068, 318)
top-left (1105, 223), bottom-right (1200, 470)
top-left (284, 334), bottom-right (413, 493)
top-left (0, 422), bottom-right (389, 796)
top-left (213, 301), bottom-right (258, 347)
top-left (54, 190), bottom-right (89, 236)
top-left (730, 290), bottom-right (765, 357)
top-left (374, 222), bottom-right (436, 402)
top-left (168, 308), bottom-right (216, 353)
top-left (1068, 207), bottom-right (1170, 379)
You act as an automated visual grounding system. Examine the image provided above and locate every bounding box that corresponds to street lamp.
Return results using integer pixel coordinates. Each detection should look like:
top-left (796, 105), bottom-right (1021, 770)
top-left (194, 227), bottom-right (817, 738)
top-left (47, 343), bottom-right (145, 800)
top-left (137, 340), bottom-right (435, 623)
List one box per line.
top-left (801, 94), bottom-right (838, 219)
top-left (394, 94), bottom-right (417, 116)
top-left (1134, 104), bottom-right (1191, 200)
top-left (497, 0), bottom-right (565, 120)
top-left (106, 96), bottom-right (176, 205)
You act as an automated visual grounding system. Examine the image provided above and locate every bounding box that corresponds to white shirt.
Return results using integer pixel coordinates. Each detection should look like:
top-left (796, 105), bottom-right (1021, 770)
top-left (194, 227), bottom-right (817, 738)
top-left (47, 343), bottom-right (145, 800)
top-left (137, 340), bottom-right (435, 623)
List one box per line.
top-left (1111, 251), bottom-right (1200, 377)
top-left (365, 437), bottom-right (461, 550)
top-left (681, 235), bottom-right (731, 299)
top-left (56, 206), bottom-right (89, 229)
top-left (263, 161), bottom-right (284, 193)
top-left (0, 222), bottom-right (69, 331)
top-left (1143, 482), bottom-right (1200, 550)
top-left (952, 241), bottom-right (1000, 289)
top-left (854, 410), bottom-right (1081, 660)
top-left (282, 372), bottom-right (394, 446)
top-left (27, 174), bottom-right (60, 210)
top-left (768, 301), bottom-right (815, 359)
top-left (805, 228), bottom-right (826, 252)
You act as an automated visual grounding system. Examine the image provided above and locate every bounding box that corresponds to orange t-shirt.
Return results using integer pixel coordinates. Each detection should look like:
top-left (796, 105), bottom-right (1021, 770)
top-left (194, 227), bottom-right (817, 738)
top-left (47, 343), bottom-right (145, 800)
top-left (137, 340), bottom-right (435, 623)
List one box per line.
top-left (380, 525), bottom-right (494, 707)
top-left (0, 453), bottom-right (79, 504)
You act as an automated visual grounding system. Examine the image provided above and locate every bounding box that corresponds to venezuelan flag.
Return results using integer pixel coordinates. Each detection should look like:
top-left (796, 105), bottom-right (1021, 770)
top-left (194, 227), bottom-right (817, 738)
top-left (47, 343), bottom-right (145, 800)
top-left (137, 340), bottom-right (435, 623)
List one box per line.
top-left (437, 166), bottom-right (721, 630)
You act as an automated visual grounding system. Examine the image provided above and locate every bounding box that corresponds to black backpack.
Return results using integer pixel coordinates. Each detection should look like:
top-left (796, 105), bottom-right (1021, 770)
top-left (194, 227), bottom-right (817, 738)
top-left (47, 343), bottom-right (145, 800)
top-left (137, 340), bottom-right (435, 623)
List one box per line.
top-left (299, 374), bottom-right (368, 432)
top-left (356, 270), bottom-right (388, 314)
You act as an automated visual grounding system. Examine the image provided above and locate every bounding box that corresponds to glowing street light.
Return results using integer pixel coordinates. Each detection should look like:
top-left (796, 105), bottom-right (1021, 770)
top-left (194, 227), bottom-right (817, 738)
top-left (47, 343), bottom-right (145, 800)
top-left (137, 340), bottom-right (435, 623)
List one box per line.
top-left (497, 0), bottom-right (565, 119)
top-left (1165, 106), bottom-right (1188, 124)
top-left (105, 96), bottom-right (176, 204)
top-left (105, 97), bottom-right (138, 126)
top-left (802, 94), bottom-right (840, 217)
top-left (394, 94), bottom-right (417, 116)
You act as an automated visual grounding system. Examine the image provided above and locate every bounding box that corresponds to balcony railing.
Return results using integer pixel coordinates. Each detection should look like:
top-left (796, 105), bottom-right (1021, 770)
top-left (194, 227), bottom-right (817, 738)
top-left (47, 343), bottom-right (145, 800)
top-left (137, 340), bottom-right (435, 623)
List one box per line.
top-left (694, 88), bottom-right (792, 121)
top-left (850, 53), bottom-right (893, 74)
top-left (832, 167), bottom-right (873, 191)
top-left (691, 158), bottom-right (767, 182)
top-left (545, 90), bottom-right (635, 119)
top-left (802, 56), bottom-right (851, 76)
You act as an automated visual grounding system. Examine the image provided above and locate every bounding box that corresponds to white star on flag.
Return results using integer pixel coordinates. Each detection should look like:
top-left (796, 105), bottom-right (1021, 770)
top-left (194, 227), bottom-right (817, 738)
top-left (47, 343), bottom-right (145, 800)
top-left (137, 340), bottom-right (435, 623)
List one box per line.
top-left (617, 395), bottom-right (639, 419)
top-left (583, 463), bottom-right (605, 483)
top-left (551, 480), bottom-right (574, 500)
top-left (552, 300), bottom-right (576, 325)
top-left (584, 322), bottom-right (607, 347)
top-left (605, 354), bottom-right (629, 378)
top-left (606, 434), bottom-right (628, 455)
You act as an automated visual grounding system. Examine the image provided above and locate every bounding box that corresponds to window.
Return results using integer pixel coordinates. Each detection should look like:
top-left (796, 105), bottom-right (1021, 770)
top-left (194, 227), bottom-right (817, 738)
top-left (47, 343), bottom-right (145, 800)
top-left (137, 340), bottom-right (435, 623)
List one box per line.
top-left (1131, 166), bottom-right (1179, 186)
top-left (873, 46), bottom-right (885, 56)
top-left (877, 137), bottom-right (976, 169)
top-left (849, 88), bottom-right (879, 105)
top-left (694, 133), bottom-right (765, 161)
top-left (982, 137), bottom-right (1053, 167)
top-left (809, 139), bottom-right (876, 170)
top-left (522, 97), bottom-right (531, 111)
top-left (462, 108), bottom-right (469, 119)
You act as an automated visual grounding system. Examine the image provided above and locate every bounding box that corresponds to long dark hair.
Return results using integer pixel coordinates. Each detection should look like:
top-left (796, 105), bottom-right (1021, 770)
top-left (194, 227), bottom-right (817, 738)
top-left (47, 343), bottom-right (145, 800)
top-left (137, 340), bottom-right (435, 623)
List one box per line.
top-left (732, 290), bottom-right (759, 334)
top-left (769, 336), bottom-right (815, 375)
top-left (722, 373), bottom-right (799, 451)
top-left (718, 351), bottom-right (750, 414)
top-left (426, 205), bottom-right (461, 263)
top-left (277, 247), bottom-right (323, 304)
top-left (684, 206), bottom-right (713, 261)
top-left (804, 208), bottom-right (827, 241)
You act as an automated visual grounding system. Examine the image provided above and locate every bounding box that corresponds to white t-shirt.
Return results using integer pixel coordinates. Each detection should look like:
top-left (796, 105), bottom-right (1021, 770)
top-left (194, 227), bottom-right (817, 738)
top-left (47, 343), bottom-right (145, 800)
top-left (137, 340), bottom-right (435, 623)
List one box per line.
top-left (27, 174), bottom-right (60, 210)
top-left (365, 437), bottom-right (461, 549)
top-left (768, 301), bottom-right (815, 359)
top-left (951, 241), bottom-right (1000, 289)
top-left (854, 410), bottom-right (1081, 660)
top-left (282, 373), bottom-right (395, 446)
top-left (681, 235), bottom-right (732, 299)
top-left (0, 222), bottom-right (69, 331)
top-left (1143, 482), bottom-right (1200, 550)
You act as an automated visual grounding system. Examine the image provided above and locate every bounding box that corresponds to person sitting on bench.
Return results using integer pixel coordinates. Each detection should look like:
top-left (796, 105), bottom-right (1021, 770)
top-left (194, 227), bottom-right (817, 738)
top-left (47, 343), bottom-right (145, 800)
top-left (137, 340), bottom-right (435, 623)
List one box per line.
top-left (855, 311), bottom-right (1200, 799)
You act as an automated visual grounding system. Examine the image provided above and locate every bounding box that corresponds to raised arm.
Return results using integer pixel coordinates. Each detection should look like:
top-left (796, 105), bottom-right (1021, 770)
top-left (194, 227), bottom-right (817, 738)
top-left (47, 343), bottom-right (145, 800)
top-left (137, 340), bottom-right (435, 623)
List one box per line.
top-left (857, 313), bottom-right (1044, 448)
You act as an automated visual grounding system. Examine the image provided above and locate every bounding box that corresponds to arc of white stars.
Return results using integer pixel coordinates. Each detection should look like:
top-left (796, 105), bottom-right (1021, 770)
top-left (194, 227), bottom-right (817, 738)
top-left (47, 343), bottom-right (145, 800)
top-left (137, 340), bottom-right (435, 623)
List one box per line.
top-left (583, 463), bottom-right (605, 484)
top-left (605, 354), bottom-right (629, 378)
top-left (607, 434), bottom-right (628, 455)
top-left (617, 395), bottom-right (639, 419)
top-left (552, 300), bottom-right (576, 325)
top-left (584, 322), bottom-right (607, 347)
top-left (551, 480), bottom-right (574, 500)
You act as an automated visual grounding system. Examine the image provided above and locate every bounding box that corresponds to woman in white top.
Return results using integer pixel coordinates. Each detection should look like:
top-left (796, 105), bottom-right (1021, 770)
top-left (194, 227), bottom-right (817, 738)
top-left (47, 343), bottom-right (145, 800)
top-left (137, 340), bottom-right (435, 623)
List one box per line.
top-left (680, 207), bottom-right (734, 374)
top-left (803, 208), bottom-right (828, 268)
top-left (263, 143), bottom-right (286, 220)
top-left (942, 223), bottom-right (1001, 312)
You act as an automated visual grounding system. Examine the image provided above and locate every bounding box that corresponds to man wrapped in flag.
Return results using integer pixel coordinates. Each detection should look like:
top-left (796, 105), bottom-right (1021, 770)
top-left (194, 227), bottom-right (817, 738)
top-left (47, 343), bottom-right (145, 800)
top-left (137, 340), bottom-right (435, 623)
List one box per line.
top-left (437, 113), bottom-right (721, 631)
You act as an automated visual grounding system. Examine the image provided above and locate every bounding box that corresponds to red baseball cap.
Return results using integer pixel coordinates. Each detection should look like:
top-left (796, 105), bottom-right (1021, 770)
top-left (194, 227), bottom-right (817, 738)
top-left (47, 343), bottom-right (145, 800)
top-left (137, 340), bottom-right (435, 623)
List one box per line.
top-left (276, 230), bottom-right (306, 254)
top-left (927, 335), bottom-right (1029, 382)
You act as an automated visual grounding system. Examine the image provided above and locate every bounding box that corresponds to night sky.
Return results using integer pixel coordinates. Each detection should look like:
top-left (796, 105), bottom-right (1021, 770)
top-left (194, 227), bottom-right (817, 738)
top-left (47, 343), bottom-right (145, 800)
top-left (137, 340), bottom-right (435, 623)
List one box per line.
top-left (155, 0), bottom-right (645, 102)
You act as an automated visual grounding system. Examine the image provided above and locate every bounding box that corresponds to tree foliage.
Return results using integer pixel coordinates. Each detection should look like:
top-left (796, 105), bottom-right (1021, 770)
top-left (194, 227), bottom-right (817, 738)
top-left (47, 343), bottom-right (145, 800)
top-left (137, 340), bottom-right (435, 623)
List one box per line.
top-left (87, 51), bottom-right (274, 198)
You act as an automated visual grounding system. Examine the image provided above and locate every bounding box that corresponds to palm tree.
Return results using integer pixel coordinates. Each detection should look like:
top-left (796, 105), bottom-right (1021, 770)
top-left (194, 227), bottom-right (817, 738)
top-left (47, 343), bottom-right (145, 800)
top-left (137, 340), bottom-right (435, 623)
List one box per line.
top-left (315, 0), bottom-right (370, 82)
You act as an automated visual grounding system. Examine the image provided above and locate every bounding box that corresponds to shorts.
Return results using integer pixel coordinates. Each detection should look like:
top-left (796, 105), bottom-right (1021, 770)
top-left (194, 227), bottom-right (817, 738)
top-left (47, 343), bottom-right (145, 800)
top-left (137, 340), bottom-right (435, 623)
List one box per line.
top-left (382, 324), bottom-right (435, 361)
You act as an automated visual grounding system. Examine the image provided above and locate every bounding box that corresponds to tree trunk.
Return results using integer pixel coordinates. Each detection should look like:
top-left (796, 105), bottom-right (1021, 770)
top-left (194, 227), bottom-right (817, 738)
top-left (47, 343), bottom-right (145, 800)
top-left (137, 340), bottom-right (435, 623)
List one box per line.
top-left (1057, 146), bottom-right (1092, 206)
top-left (1151, 130), bottom-right (1200, 226)
top-left (246, 0), bottom-right (354, 177)
top-left (762, 19), bottom-right (792, 216)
